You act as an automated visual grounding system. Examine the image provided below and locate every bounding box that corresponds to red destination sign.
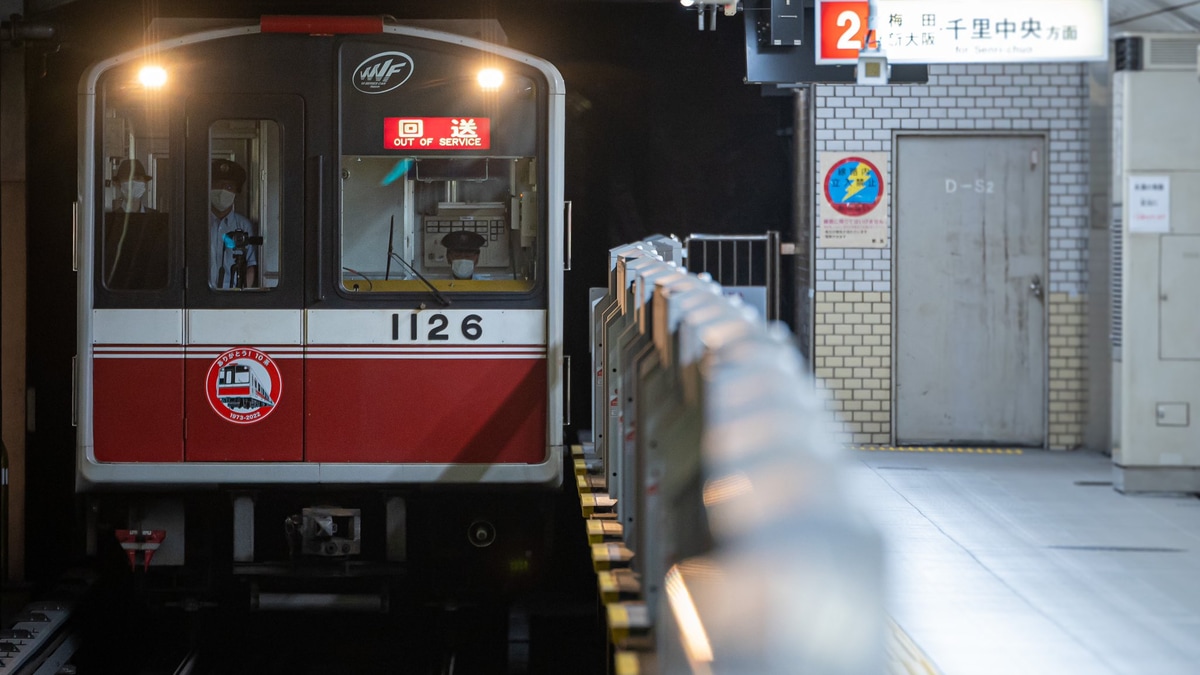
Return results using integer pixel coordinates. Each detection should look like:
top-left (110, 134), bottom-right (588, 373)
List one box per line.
top-left (384, 117), bottom-right (491, 150)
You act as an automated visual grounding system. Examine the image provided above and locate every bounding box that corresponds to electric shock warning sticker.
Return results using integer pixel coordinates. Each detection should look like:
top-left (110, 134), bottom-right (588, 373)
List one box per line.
top-left (818, 152), bottom-right (889, 248)
top-left (205, 347), bottom-right (282, 424)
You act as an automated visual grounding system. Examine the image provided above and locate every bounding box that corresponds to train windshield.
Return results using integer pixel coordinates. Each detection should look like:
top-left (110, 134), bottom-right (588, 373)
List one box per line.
top-left (338, 49), bottom-right (545, 295)
top-left (340, 155), bottom-right (539, 293)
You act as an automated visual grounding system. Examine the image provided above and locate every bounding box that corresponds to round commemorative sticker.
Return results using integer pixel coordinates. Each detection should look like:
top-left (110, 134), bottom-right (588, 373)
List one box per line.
top-left (824, 156), bottom-right (884, 217)
top-left (205, 347), bottom-right (282, 424)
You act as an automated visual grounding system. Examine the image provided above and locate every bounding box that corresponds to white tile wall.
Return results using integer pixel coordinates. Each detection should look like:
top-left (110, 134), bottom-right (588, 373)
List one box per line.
top-left (814, 63), bottom-right (1090, 297)
top-left (812, 63), bottom-right (1092, 448)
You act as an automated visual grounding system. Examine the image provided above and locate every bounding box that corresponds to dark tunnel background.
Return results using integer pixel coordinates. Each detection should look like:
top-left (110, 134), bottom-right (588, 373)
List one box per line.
top-left (17, 0), bottom-right (793, 582)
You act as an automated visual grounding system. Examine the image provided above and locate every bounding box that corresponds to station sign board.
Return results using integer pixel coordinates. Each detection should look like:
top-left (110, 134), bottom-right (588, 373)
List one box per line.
top-left (815, 0), bottom-right (1108, 64)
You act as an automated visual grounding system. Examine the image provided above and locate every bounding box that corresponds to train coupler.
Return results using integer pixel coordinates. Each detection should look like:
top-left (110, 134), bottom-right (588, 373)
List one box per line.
top-left (285, 507), bottom-right (362, 557)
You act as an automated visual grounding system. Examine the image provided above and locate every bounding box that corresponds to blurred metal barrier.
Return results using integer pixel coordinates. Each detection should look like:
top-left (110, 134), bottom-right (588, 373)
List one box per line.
top-left (683, 232), bottom-right (781, 321)
top-left (582, 235), bottom-right (885, 674)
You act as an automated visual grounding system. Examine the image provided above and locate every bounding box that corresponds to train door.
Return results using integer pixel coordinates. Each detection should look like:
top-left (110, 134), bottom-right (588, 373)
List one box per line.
top-left (182, 96), bottom-right (306, 461)
top-left (894, 134), bottom-right (1047, 446)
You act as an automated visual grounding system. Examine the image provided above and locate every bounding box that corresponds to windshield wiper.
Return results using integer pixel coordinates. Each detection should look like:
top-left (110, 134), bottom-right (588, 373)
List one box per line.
top-left (389, 251), bottom-right (451, 307)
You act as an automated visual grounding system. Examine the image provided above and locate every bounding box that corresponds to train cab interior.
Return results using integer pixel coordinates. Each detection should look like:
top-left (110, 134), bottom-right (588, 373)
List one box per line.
top-left (99, 96), bottom-right (285, 293)
top-left (207, 118), bottom-right (282, 291)
top-left (339, 155), bottom-right (541, 293)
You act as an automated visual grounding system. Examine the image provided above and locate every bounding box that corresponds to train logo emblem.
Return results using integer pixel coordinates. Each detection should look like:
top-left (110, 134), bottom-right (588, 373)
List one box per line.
top-left (352, 51), bottom-right (414, 94)
top-left (824, 156), bottom-right (884, 216)
top-left (205, 348), bottom-right (282, 424)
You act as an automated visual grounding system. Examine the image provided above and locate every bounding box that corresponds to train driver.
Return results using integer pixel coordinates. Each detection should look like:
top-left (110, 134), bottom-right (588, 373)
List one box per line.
top-left (442, 230), bottom-right (486, 280)
top-left (111, 159), bottom-right (155, 213)
top-left (209, 158), bottom-right (258, 289)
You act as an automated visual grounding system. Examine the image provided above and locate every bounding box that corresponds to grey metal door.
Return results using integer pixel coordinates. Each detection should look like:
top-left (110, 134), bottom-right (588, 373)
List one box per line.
top-left (895, 135), bottom-right (1046, 446)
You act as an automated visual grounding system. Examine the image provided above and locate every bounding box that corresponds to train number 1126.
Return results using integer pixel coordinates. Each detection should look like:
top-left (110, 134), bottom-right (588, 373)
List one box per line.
top-left (392, 313), bottom-right (484, 341)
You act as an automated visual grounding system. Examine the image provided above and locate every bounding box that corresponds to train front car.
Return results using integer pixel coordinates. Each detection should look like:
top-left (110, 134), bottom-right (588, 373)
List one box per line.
top-left (76, 17), bottom-right (565, 602)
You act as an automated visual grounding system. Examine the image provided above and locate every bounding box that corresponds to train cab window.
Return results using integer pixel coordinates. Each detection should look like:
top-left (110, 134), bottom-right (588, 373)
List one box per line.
top-left (336, 49), bottom-right (546, 295)
top-left (339, 155), bottom-right (540, 293)
top-left (98, 75), bottom-right (171, 291)
top-left (207, 119), bottom-right (282, 291)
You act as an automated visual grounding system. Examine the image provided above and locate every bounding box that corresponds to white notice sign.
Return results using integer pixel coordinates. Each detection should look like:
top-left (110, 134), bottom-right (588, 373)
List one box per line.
top-left (815, 0), bottom-right (1108, 64)
top-left (1129, 176), bottom-right (1170, 233)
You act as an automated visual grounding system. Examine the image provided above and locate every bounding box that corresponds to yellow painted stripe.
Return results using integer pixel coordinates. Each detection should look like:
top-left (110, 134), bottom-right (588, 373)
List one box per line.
top-left (852, 445), bottom-right (1024, 455)
top-left (591, 543), bottom-right (633, 572)
top-left (598, 570), bottom-right (619, 603)
top-left (579, 492), bottom-right (615, 517)
top-left (607, 603), bottom-right (630, 642)
top-left (608, 603), bottom-right (629, 627)
top-left (614, 651), bottom-right (640, 675)
top-left (587, 520), bottom-right (606, 544)
top-left (580, 493), bottom-right (596, 517)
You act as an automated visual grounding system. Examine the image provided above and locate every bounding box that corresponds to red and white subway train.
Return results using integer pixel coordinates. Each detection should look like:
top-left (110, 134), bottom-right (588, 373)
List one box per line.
top-left (75, 15), bottom-right (565, 598)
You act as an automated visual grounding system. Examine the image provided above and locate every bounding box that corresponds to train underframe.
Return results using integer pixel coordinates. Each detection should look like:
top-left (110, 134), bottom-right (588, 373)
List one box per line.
top-left (84, 485), bottom-right (559, 611)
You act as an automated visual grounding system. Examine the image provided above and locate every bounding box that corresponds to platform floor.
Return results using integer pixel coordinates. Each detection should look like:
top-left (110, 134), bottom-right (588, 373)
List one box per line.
top-left (847, 448), bottom-right (1200, 675)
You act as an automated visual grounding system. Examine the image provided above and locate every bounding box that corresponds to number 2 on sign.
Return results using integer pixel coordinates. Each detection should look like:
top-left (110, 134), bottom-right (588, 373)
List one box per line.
top-left (817, 1), bottom-right (870, 62)
top-left (836, 11), bottom-right (862, 51)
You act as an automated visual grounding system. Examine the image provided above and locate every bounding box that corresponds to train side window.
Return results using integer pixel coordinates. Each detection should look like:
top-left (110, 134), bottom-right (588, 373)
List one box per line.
top-left (207, 119), bottom-right (281, 291)
top-left (339, 155), bottom-right (539, 293)
top-left (98, 82), bottom-right (170, 291)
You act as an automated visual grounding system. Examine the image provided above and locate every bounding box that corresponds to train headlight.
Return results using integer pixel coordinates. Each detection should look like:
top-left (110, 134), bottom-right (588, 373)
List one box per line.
top-left (477, 67), bottom-right (504, 90)
top-left (138, 65), bottom-right (168, 88)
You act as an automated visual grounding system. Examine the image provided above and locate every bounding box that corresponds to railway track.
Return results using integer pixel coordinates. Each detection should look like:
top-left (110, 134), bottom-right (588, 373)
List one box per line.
top-left (5, 576), bottom-right (597, 675)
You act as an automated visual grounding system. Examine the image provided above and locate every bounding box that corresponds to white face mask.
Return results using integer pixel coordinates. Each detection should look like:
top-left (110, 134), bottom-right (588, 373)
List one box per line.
top-left (210, 189), bottom-right (236, 212)
top-left (451, 259), bottom-right (475, 279)
top-left (118, 181), bottom-right (147, 201)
